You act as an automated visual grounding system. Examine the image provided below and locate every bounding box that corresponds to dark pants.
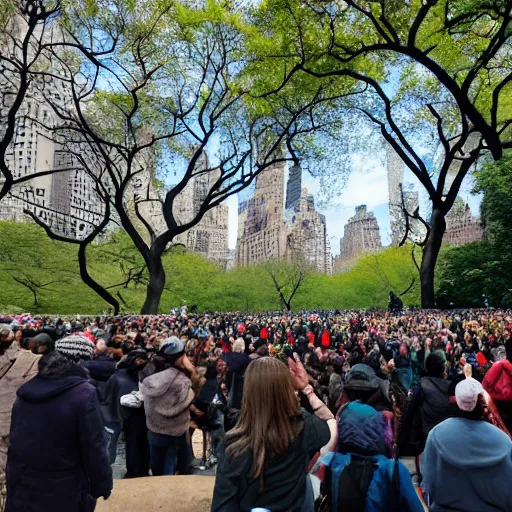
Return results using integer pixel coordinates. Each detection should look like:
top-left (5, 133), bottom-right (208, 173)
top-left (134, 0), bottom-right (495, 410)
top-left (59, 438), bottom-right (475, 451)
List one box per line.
top-left (123, 414), bottom-right (150, 478)
top-left (104, 421), bottom-right (122, 465)
top-left (148, 431), bottom-right (189, 476)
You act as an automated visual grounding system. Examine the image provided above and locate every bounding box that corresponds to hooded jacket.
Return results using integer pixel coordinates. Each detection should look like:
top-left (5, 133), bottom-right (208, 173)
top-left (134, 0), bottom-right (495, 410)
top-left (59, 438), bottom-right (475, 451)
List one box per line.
top-left (6, 351), bottom-right (112, 512)
top-left (140, 367), bottom-right (194, 436)
top-left (483, 359), bottom-right (512, 402)
top-left (421, 417), bottom-right (512, 512)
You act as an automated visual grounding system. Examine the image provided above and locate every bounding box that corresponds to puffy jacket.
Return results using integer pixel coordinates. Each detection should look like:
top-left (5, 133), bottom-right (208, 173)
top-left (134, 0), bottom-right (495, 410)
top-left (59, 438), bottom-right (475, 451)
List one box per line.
top-left (6, 352), bottom-right (112, 512)
top-left (337, 402), bottom-right (390, 456)
top-left (422, 417), bottom-right (512, 512)
top-left (483, 359), bottom-right (512, 402)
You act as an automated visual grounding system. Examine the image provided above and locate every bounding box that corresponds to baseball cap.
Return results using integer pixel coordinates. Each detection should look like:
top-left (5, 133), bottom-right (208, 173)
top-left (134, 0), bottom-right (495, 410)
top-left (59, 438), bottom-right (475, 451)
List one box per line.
top-left (455, 377), bottom-right (483, 412)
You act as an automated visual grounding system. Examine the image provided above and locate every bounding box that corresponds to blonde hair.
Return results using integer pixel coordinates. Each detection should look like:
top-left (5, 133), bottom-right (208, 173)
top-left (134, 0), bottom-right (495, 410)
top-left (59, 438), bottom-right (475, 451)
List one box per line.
top-left (224, 357), bottom-right (302, 480)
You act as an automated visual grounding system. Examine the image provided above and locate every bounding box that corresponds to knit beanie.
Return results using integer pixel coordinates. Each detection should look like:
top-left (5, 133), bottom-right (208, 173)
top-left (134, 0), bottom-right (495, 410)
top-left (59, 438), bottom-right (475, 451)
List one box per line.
top-left (55, 335), bottom-right (95, 362)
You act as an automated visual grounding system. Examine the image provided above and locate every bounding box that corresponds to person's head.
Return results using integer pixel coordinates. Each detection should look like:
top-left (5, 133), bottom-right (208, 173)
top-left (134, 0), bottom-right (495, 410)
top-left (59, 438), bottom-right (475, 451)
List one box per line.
top-left (504, 328), bottom-right (511, 341)
top-left (95, 339), bottom-right (108, 354)
top-left (34, 333), bottom-right (55, 355)
top-left (55, 335), bottom-right (95, 362)
top-left (455, 377), bottom-right (485, 421)
top-left (224, 357), bottom-right (301, 480)
top-left (122, 340), bottom-right (135, 355)
top-left (0, 328), bottom-right (14, 344)
top-left (256, 344), bottom-right (268, 357)
top-left (233, 338), bottom-right (245, 353)
top-left (152, 336), bottom-right (187, 370)
top-left (425, 353), bottom-right (445, 378)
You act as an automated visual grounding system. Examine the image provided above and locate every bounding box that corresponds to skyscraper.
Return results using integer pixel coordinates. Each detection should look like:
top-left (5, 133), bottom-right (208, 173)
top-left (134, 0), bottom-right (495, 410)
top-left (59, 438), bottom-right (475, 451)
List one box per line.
top-left (444, 200), bottom-right (483, 246)
top-left (387, 144), bottom-right (405, 245)
top-left (236, 163), bottom-right (330, 273)
top-left (0, 17), bottom-right (107, 239)
top-left (286, 189), bottom-right (328, 273)
top-left (236, 161), bottom-right (288, 265)
top-left (173, 151), bottom-right (229, 269)
top-left (334, 205), bottom-right (382, 272)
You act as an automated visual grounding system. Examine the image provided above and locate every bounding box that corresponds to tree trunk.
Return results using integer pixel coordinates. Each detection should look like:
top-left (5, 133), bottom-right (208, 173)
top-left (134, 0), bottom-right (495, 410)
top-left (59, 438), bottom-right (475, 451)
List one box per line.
top-left (78, 244), bottom-right (120, 314)
top-left (141, 254), bottom-right (166, 314)
top-left (420, 207), bottom-right (446, 308)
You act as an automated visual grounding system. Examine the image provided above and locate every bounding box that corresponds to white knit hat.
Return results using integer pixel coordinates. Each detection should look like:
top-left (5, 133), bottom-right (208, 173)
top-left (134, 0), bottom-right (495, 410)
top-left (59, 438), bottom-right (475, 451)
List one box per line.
top-left (455, 377), bottom-right (483, 412)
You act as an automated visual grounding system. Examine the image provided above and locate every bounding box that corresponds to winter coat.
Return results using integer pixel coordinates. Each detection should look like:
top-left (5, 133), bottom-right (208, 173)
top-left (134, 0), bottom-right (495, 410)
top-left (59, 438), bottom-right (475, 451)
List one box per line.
top-left (399, 376), bottom-right (456, 450)
top-left (337, 402), bottom-right (391, 457)
top-left (422, 417), bottom-right (512, 512)
top-left (483, 359), bottom-right (512, 402)
top-left (140, 367), bottom-right (194, 436)
top-left (223, 352), bottom-right (251, 410)
top-left (86, 355), bottom-right (116, 401)
top-left (0, 349), bottom-right (40, 478)
top-left (6, 352), bottom-right (112, 512)
top-left (417, 377), bottom-right (455, 437)
top-left (101, 367), bottom-right (142, 424)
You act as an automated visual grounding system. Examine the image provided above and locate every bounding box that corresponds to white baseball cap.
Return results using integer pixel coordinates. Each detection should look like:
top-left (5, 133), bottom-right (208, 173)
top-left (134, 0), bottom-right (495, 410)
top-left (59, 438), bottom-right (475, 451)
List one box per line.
top-left (455, 377), bottom-right (483, 412)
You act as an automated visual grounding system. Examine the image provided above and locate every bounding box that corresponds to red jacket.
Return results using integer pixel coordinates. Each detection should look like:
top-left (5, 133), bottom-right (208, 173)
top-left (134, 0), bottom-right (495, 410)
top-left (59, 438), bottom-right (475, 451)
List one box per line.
top-left (483, 359), bottom-right (512, 402)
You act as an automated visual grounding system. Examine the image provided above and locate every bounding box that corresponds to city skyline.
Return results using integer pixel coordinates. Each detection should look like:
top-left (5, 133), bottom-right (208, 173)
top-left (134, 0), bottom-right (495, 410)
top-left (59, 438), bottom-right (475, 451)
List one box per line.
top-left (226, 153), bottom-right (483, 255)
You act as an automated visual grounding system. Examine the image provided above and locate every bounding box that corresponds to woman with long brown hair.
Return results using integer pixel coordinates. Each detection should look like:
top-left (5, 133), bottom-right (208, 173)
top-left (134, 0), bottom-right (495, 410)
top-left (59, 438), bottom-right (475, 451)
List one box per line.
top-left (211, 354), bottom-right (337, 512)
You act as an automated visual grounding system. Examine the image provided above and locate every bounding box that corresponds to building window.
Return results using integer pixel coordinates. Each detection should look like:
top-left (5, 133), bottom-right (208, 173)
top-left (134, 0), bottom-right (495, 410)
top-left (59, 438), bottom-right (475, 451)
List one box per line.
top-left (36, 188), bottom-right (45, 197)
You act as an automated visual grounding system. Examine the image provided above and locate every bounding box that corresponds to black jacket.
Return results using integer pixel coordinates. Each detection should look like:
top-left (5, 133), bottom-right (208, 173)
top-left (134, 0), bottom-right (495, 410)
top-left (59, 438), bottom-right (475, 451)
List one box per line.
top-left (400, 376), bottom-right (457, 449)
top-left (223, 352), bottom-right (251, 410)
top-left (211, 410), bottom-right (329, 512)
top-left (101, 367), bottom-right (142, 423)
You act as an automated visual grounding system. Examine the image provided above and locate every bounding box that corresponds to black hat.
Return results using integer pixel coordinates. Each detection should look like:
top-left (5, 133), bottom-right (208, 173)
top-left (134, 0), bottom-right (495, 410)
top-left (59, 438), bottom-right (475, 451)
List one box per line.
top-left (34, 333), bottom-right (53, 345)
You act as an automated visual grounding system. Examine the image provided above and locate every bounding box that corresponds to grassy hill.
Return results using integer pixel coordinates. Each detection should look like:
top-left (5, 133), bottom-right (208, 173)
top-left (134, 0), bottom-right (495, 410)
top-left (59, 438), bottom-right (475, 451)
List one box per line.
top-left (0, 221), bottom-right (420, 314)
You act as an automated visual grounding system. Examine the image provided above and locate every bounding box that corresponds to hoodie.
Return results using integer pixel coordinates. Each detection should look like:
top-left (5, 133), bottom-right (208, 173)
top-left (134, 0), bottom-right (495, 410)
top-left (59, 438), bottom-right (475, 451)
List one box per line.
top-left (421, 417), bottom-right (512, 512)
top-left (140, 367), bottom-right (194, 436)
top-left (483, 359), bottom-right (512, 402)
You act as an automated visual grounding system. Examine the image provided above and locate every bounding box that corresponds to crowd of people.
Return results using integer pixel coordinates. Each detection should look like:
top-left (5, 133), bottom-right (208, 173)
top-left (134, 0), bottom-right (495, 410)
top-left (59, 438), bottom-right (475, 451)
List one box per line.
top-left (0, 307), bottom-right (511, 511)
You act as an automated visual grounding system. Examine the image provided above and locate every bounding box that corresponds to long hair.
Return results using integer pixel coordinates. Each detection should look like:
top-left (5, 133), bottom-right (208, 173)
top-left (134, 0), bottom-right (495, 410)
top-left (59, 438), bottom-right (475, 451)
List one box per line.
top-left (224, 357), bottom-right (302, 480)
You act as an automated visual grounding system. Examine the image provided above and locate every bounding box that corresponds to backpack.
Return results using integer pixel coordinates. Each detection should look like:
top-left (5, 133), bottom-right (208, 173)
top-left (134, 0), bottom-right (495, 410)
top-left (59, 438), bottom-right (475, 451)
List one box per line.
top-left (336, 456), bottom-right (378, 511)
top-left (315, 452), bottom-right (401, 512)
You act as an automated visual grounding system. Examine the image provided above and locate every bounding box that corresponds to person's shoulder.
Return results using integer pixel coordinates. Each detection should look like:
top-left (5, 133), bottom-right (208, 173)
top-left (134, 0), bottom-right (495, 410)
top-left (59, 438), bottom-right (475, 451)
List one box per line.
top-left (217, 440), bottom-right (251, 476)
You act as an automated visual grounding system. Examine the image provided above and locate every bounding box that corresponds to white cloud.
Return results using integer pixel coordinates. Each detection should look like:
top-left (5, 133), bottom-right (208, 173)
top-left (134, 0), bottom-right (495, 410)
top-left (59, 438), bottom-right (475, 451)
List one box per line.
top-left (333, 164), bottom-right (389, 208)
